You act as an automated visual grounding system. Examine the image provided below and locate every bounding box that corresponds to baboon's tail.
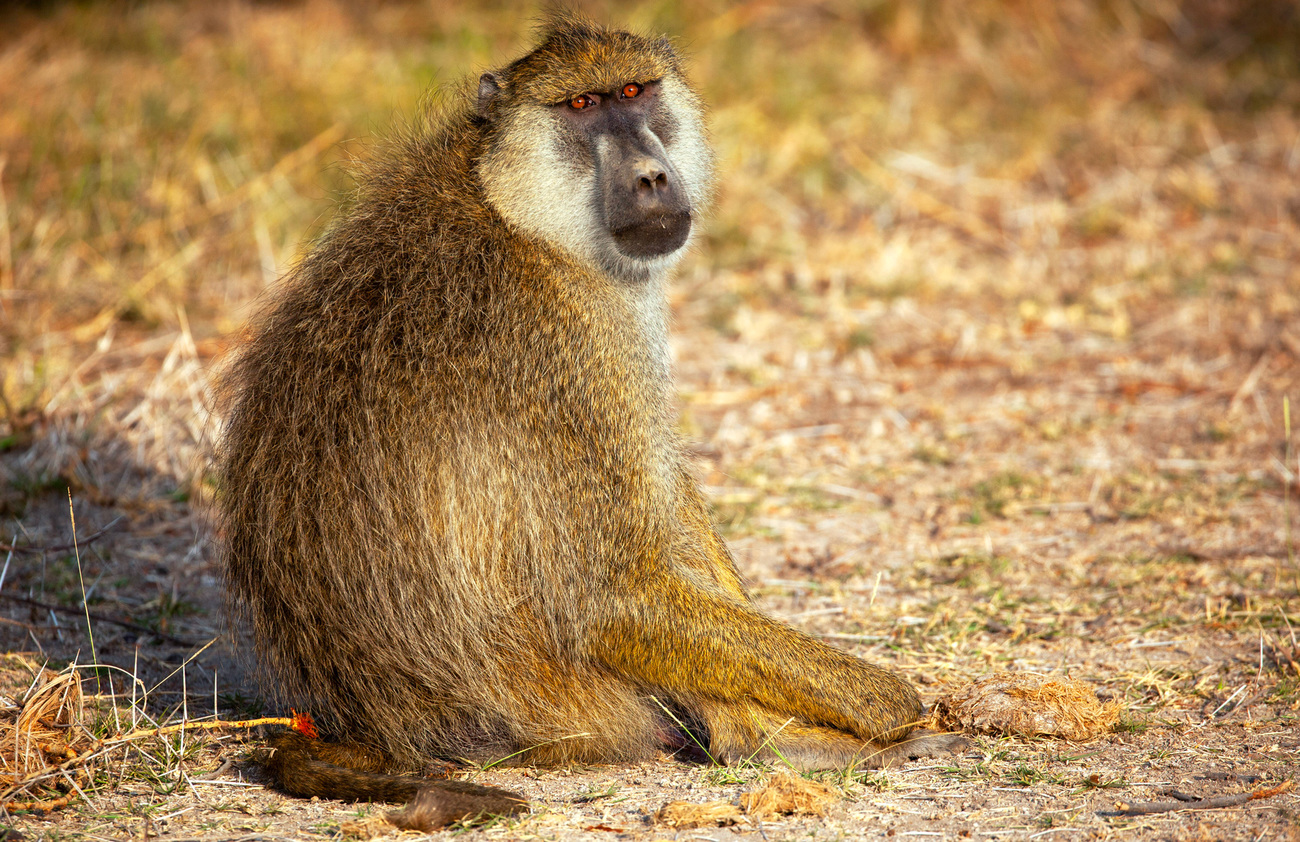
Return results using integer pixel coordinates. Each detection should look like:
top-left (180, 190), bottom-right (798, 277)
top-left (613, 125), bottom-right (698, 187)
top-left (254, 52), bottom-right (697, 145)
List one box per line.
top-left (263, 731), bottom-right (528, 829)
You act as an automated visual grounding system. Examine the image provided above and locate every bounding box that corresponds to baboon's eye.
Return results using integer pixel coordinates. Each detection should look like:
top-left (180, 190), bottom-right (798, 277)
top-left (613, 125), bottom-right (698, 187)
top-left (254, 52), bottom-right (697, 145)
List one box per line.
top-left (621, 83), bottom-right (642, 99)
top-left (569, 94), bottom-right (597, 110)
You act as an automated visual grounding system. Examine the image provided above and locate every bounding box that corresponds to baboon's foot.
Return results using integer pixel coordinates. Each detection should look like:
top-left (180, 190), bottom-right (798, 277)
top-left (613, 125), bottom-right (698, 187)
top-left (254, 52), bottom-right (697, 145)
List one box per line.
top-left (859, 729), bottom-right (970, 769)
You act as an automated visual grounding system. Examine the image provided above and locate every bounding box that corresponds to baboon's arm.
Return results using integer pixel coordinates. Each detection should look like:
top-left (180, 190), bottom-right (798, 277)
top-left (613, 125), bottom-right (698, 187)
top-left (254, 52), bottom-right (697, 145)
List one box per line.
top-left (669, 479), bottom-right (750, 602)
top-left (595, 579), bottom-right (922, 743)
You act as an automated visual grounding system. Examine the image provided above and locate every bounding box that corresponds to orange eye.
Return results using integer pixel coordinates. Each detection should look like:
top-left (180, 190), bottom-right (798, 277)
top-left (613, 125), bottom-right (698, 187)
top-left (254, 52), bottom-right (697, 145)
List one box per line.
top-left (621, 83), bottom-right (642, 99)
top-left (569, 94), bottom-right (596, 110)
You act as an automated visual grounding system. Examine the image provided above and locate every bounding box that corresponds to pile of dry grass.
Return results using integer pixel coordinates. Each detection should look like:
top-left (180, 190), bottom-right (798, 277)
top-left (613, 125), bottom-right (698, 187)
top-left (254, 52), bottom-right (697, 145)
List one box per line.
top-left (0, 660), bottom-right (295, 817)
top-left (654, 798), bottom-right (744, 829)
top-left (0, 666), bottom-right (95, 812)
top-left (738, 772), bottom-right (838, 820)
top-left (655, 772), bottom-right (838, 829)
top-left (930, 672), bottom-right (1123, 741)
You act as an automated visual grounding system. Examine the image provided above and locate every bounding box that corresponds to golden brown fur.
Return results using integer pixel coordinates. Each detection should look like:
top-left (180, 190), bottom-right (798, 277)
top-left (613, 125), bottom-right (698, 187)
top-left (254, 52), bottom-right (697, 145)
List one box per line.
top-left (219, 15), bottom-right (955, 816)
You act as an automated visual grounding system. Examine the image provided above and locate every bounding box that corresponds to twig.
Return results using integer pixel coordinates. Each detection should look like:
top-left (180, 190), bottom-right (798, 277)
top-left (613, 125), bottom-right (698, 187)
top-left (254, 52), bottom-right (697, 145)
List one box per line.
top-left (68, 492), bottom-right (99, 694)
top-left (1163, 545), bottom-right (1291, 561)
top-left (1227, 351), bottom-right (1271, 416)
top-left (4, 794), bottom-right (71, 813)
top-left (0, 593), bottom-right (198, 647)
top-left (1206, 684), bottom-right (1246, 720)
top-left (1111, 780), bottom-right (1294, 816)
top-left (1284, 396), bottom-right (1295, 595)
top-left (0, 517), bottom-right (123, 555)
top-left (104, 715), bottom-right (294, 747)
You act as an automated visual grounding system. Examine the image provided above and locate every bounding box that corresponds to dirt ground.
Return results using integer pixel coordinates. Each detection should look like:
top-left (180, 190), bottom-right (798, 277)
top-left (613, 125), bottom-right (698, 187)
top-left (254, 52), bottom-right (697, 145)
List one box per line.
top-left (1, 1), bottom-right (1298, 840)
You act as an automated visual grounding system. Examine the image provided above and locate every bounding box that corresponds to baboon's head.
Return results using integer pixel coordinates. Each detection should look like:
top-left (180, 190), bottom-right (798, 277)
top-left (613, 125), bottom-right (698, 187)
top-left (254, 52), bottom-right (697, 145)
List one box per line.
top-left (475, 16), bottom-right (714, 284)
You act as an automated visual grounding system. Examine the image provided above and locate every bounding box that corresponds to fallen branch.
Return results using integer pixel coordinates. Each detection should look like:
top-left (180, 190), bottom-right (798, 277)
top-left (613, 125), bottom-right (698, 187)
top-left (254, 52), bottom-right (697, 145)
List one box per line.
top-left (103, 715), bottom-right (295, 747)
top-left (3, 794), bottom-right (71, 813)
top-left (1112, 780), bottom-right (1294, 816)
top-left (0, 517), bottom-right (122, 555)
top-left (0, 593), bottom-right (198, 648)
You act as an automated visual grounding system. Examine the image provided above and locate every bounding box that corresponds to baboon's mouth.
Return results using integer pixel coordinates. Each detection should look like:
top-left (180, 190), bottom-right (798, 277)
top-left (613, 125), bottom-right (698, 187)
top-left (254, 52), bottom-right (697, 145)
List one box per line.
top-left (611, 211), bottom-right (692, 259)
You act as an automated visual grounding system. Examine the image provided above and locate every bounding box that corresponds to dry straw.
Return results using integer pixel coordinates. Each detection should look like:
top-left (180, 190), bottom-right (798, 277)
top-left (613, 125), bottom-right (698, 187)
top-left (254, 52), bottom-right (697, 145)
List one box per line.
top-left (0, 662), bottom-right (298, 815)
top-left (929, 672), bottom-right (1122, 741)
top-left (0, 666), bottom-right (95, 812)
top-left (655, 772), bottom-right (839, 828)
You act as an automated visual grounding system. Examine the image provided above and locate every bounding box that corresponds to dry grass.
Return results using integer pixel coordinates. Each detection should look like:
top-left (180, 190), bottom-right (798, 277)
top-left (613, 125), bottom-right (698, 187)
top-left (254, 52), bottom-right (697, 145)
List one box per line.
top-left (1, 0), bottom-right (1298, 838)
top-left (653, 772), bottom-right (837, 828)
top-left (0, 653), bottom-right (294, 818)
top-left (929, 672), bottom-right (1122, 740)
top-left (0, 664), bottom-right (94, 811)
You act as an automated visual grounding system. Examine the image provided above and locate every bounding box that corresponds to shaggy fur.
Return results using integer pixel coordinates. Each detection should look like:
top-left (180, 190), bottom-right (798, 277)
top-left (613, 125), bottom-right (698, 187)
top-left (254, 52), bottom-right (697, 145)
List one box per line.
top-left (218, 15), bottom-right (933, 787)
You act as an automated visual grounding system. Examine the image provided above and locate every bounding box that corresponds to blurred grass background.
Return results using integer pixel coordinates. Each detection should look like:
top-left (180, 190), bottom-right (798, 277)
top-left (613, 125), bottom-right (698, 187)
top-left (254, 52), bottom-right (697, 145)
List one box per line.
top-left (0, 0), bottom-right (1297, 458)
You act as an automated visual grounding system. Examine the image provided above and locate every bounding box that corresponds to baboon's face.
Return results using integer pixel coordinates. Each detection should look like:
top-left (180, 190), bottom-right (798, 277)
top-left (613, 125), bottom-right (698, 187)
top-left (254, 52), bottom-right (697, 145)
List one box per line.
top-left (556, 80), bottom-right (691, 260)
top-left (476, 41), bottom-right (713, 285)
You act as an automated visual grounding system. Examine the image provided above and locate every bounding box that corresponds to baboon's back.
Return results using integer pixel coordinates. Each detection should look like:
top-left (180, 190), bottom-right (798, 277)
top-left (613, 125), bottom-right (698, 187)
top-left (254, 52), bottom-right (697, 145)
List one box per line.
top-left (218, 119), bottom-right (675, 765)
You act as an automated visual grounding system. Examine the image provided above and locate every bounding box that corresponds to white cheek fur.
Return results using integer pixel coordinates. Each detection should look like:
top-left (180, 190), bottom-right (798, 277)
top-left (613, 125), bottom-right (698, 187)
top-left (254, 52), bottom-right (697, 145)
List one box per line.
top-left (478, 89), bottom-right (713, 286)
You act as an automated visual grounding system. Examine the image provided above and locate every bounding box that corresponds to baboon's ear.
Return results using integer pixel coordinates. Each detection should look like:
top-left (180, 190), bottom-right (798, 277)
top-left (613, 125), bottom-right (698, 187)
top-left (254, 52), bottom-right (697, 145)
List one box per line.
top-left (477, 72), bottom-right (503, 121)
top-left (655, 36), bottom-right (680, 62)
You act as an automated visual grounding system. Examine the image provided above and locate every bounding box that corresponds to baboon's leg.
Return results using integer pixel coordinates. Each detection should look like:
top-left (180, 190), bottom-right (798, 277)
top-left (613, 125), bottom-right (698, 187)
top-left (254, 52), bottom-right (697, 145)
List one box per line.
top-left (644, 485), bottom-right (928, 751)
top-left (490, 662), bottom-right (662, 766)
top-left (860, 728), bottom-right (970, 768)
top-left (597, 583), bottom-right (922, 747)
top-left (687, 697), bottom-right (871, 769)
top-left (687, 699), bottom-right (965, 771)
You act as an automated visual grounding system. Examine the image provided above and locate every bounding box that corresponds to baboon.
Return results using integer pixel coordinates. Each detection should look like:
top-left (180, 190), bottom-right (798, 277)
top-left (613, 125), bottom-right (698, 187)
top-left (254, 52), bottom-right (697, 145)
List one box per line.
top-left (219, 14), bottom-right (959, 824)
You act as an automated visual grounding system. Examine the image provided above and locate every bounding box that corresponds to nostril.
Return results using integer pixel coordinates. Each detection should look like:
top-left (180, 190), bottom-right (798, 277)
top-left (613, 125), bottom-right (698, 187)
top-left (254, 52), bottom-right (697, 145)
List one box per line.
top-left (638, 170), bottom-right (668, 192)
